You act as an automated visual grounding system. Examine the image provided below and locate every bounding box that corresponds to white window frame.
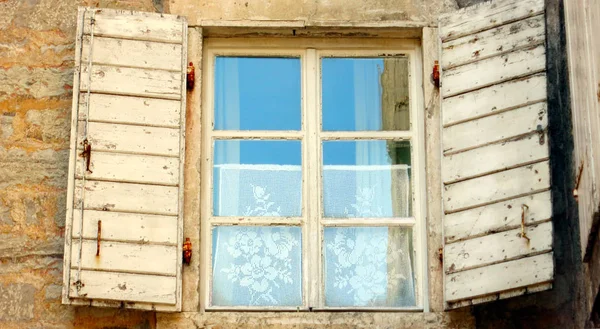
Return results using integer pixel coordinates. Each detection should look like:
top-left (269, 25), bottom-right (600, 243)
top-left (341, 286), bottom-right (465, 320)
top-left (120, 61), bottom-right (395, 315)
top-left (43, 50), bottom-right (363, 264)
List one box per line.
top-left (200, 38), bottom-right (426, 311)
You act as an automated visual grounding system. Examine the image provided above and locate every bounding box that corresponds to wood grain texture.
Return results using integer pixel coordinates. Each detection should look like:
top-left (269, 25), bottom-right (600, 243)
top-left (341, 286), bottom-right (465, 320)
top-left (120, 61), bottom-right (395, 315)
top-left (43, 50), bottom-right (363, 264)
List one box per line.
top-left (71, 240), bottom-right (177, 276)
top-left (445, 221), bottom-right (552, 273)
top-left (444, 191), bottom-right (552, 243)
top-left (82, 36), bottom-right (183, 71)
top-left (83, 8), bottom-right (184, 44)
top-left (75, 151), bottom-right (179, 186)
top-left (78, 93), bottom-right (181, 128)
top-left (442, 14), bottom-right (545, 69)
top-left (72, 210), bottom-right (178, 244)
top-left (444, 161), bottom-right (550, 213)
top-left (75, 180), bottom-right (179, 215)
top-left (443, 132), bottom-right (548, 183)
top-left (69, 270), bottom-right (177, 305)
top-left (443, 102), bottom-right (547, 155)
top-left (442, 44), bottom-right (545, 97)
top-left (77, 121), bottom-right (180, 157)
top-left (564, 0), bottom-right (600, 259)
top-left (442, 73), bottom-right (546, 127)
top-left (445, 252), bottom-right (553, 303)
top-left (439, 0), bottom-right (544, 41)
top-left (80, 64), bottom-right (181, 100)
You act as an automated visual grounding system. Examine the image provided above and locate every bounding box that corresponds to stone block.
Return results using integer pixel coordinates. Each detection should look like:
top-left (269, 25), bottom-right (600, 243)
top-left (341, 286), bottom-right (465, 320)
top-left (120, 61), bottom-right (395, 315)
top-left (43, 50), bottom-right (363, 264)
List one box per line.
top-left (0, 283), bottom-right (36, 321)
top-left (44, 284), bottom-right (62, 300)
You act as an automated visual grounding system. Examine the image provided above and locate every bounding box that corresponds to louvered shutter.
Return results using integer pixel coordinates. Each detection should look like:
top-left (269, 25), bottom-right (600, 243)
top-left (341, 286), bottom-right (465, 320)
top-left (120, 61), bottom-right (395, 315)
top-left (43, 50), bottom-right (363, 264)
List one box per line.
top-left (439, 0), bottom-right (554, 309)
top-left (62, 7), bottom-right (187, 312)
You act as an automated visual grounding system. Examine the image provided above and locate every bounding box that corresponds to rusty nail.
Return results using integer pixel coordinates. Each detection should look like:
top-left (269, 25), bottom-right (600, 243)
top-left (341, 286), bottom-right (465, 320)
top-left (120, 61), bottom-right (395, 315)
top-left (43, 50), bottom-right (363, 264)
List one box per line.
top-left (574, 160), bottom-right (584, 201)
top-left (96, 220), bottom-right (101, 256)
top-left (79, 139), bottom-right (93, 174)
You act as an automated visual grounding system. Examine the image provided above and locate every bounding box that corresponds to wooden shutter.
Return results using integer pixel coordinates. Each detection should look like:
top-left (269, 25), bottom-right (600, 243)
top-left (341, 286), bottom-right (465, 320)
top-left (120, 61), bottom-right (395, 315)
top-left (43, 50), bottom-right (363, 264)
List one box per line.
top-left (62, 7), bottom-right (187, 312)
top-left (439, 0), bottom-right (554, 309)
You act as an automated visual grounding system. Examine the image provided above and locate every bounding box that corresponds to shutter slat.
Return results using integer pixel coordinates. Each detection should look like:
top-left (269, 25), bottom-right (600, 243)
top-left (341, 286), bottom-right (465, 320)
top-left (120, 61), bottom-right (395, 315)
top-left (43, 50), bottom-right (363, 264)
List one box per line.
top-left (443, 132), bottom-right (548, 183)
top-left (443, 44), bottom-right (546, 97)
top-left (69, 270), bottom-right (177, 305)
top-left (78, 122), bottom-right (180, 157)
top-left (72, 210), bottom-right (178, 244)
top-left (64, 7), bottom-right (186, 311)
top-left (82, 36), bottom-right (183, 71)
top-left (80, 64), bottom-right (182, 100)
top-left (440, 0), bottom-right (553, 309)
top-left (442, 73), bottom-right (546, 127)
top-left (75, 152), bottom-right (179, 186)
top-left (79, 94), bottom-right (181, 128)
top-left (442, 14), bottom-right (545, 70)
top-left (445, 253), bottom-right (553, 303)
top-left (444, 161), bottom-right (550, 213)
top-left (71, 240), bottom-right (177, 276)
top-left (443, 102), bottom-right (547, 155)
top-left (439, 0), bottom-right (544, 42)
top-left (75, 180), bottom-right (179, 215)
top-left (83, 10), bottom-right (184, 43)
top-left (444, 191), bottom-right (552, 244)
top-left (445, 221), bottom-right (552, 273)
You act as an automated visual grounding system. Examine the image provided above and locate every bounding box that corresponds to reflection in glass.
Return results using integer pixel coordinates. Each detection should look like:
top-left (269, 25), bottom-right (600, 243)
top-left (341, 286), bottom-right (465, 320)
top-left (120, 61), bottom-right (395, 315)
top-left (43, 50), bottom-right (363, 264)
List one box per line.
top-left (212, 226), bottom-right (302, 306)
top-left (324, 226), bottom-right (415, 307)
top-left (215, 57), bottom-right (301, 130)
top-left (213, 140), bottom-right (302, 217)
top-left (322, 140), bottom-right (411, 218)
top-left (322, 57), bottom-right (410, 131)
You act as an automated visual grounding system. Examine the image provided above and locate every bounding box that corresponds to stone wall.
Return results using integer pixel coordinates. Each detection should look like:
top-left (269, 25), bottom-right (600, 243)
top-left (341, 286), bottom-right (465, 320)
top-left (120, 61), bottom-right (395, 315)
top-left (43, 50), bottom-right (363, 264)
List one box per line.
top-left (0, 0), bottom-right (161, 328)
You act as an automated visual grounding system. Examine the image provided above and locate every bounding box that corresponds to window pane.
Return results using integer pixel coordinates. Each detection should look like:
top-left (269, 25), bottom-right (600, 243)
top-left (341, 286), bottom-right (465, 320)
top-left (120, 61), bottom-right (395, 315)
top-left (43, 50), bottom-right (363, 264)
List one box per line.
top-left (213, 140), bottom-right (302, 217)
top-left (214, 57), bottom-right (301, 130)
top-left (322, 57), bottom-right (410, 131)
top-left (324, 226), bottom-right (415, 307)
top-left (322, 140), bottom-right (411, 218)
top-left (212, 226), bottom-right (302, 306)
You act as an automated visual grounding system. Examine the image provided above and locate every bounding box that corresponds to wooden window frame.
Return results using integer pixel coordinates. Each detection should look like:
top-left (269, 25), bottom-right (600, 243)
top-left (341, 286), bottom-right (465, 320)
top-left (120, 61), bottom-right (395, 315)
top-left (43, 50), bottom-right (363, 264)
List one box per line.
top-left (200, 38), bottom-right (427, 311)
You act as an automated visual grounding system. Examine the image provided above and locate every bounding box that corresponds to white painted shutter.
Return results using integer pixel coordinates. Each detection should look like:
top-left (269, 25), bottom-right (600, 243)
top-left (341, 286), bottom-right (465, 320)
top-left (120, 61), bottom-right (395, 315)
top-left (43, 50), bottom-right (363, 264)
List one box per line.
top-left (439, 0), bottom-right (554, 309)
top-left (62, 7), bottom-right (187, 312)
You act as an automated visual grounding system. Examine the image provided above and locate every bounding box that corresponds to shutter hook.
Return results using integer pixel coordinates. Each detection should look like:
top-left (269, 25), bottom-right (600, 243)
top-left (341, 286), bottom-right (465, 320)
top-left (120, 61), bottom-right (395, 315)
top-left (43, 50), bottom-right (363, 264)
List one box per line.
top-left (80, 139), bottom-right (93, 173)
top-left (520, 204), bottom-right (531, 243)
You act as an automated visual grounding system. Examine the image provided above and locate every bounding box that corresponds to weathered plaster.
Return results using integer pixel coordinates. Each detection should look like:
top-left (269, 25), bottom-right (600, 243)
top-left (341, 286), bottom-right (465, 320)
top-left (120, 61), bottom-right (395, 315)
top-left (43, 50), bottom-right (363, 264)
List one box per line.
top-left (170, 0), bottom-right (458, 27)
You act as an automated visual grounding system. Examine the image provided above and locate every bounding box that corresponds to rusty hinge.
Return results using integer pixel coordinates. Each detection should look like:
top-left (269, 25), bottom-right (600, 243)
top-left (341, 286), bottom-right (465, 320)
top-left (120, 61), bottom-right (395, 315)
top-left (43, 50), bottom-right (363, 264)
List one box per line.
top-left (431, 61), bottom-right (440, 88)
top-left (187, 62), bottom-right (195, 90)
top-left (183, 237), bottom-right (192, 265)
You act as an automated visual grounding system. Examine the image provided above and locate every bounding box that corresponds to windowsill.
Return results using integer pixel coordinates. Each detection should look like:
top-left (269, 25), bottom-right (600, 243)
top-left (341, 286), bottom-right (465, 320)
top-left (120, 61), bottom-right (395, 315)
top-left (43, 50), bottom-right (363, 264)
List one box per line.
top-left (203, 306), bottom-right (424, 312)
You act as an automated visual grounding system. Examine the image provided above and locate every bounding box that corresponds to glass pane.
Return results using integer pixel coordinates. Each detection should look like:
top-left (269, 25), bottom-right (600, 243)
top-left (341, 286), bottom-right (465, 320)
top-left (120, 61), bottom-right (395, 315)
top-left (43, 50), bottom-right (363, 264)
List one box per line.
top-left (324, 226), bottom-right (415, 307)
top-left (214, 57), bottom-right (301, 130)
top-left (213, 140), bottom-right (302, 217)
top-left (322, 57), bottom-right (410, 131)
top-left (212, 226), bottom-right (302, 306)
top-left (322, 140), bottom-right (411, 218)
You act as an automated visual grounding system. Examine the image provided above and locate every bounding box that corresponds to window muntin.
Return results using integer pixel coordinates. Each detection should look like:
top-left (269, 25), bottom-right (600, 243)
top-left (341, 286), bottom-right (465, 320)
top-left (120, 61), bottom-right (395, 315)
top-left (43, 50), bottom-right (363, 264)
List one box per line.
top-left (202, 44), bottom-right (423, 310)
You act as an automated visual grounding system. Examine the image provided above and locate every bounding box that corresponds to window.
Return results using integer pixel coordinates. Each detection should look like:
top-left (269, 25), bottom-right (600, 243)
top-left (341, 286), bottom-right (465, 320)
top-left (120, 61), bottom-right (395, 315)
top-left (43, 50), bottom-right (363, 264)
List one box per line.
top-left (201, 39), bottom-right (425, 310)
